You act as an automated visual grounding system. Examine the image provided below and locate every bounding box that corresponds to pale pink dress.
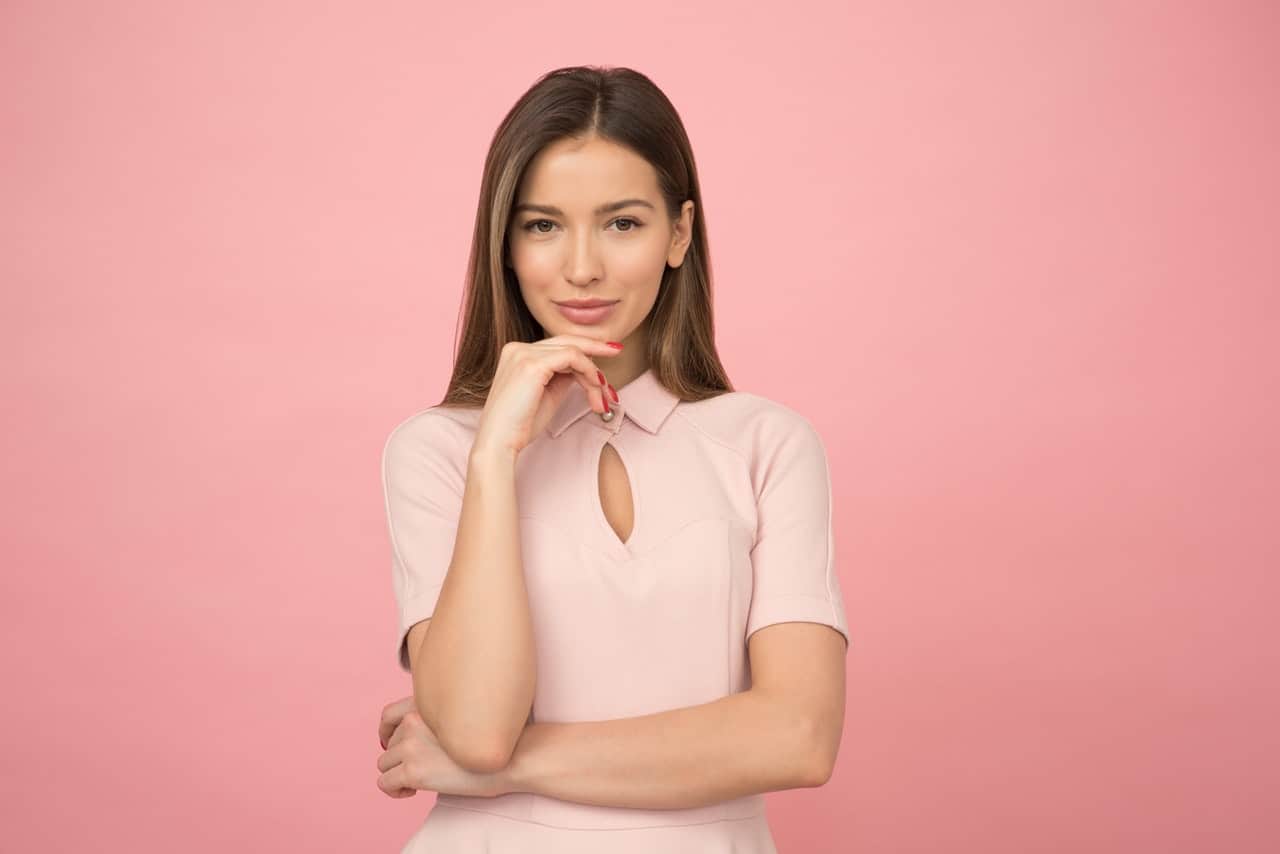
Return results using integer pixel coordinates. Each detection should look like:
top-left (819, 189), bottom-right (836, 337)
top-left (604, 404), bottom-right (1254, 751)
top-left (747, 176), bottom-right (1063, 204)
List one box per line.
top-left (381, 366), bottom-right (851, 852)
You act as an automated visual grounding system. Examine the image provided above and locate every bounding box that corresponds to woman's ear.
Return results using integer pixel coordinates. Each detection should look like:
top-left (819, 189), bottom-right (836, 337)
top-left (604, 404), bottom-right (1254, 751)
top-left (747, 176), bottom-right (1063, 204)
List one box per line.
top-left (666, 200), bottom-right (696, 269)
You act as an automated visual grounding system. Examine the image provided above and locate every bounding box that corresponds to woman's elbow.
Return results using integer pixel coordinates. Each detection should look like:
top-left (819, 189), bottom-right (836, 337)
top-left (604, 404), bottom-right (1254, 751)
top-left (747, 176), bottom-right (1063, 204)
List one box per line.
top-left (443, 733), bottom-right (515, 774)
top-left (432, 711), bottom-right (521, 774)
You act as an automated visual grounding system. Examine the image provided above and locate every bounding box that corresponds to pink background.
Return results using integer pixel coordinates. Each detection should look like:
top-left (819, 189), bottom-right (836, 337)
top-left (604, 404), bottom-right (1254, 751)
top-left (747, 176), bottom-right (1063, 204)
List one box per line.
top-left (3, 1), bottom-right (1276, 851)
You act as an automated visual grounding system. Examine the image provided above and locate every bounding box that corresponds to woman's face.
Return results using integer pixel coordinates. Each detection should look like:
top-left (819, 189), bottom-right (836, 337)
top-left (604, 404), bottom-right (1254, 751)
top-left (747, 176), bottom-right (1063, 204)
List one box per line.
top-left (507, 134), bottom-right (694, 349)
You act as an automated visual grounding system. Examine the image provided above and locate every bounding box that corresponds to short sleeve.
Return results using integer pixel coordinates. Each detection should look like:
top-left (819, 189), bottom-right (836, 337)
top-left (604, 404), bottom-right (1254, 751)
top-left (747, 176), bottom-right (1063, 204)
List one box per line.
top-left (745, 414), bottom-right (850, 649)
top-left (381, 411), bottom-right (467, 672)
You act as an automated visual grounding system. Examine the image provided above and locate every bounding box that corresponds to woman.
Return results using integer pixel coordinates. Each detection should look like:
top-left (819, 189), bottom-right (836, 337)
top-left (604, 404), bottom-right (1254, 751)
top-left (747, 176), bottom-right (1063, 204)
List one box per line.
top-left (374, 65), bottom-right (850, 852)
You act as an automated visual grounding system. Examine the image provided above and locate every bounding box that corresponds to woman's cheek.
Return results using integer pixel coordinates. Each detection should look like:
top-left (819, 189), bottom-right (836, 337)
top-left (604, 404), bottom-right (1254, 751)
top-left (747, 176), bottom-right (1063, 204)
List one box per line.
top-left (515, 251), bottom-right (560, 289)
top-left (610, 241), bottom-right (663, 277)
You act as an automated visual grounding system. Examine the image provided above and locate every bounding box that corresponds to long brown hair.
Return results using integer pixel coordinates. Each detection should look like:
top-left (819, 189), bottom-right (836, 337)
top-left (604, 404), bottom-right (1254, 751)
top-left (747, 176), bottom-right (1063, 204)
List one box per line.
top-left (438, 65), bottom-right (732, 408)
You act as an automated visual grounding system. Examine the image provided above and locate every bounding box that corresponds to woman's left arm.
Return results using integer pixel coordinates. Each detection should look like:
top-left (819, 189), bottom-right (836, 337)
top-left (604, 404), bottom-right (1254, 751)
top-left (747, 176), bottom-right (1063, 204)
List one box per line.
top-left (500, 621), bottom-right (847, 810)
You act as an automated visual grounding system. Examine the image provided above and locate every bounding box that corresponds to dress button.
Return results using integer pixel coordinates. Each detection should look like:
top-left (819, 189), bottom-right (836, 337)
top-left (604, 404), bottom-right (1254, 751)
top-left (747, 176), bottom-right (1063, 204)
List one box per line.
top-left (599, 408), bottom-right (614, 422)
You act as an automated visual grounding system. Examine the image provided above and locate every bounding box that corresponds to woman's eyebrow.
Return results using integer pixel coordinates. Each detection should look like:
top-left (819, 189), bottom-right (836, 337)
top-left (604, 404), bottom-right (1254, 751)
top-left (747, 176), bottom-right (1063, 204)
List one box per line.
top-left (513, 198), bottom-right (656, 216)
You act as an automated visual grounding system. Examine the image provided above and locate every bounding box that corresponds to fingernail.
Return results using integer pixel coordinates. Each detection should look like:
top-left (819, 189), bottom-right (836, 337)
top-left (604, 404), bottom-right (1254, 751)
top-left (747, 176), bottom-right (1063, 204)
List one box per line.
top-left (608, 383), bottom-right (618, 403)
top-left (597, 370), bottom-right (606, 385)
top-left (606, 341), bottom-right (623, 349)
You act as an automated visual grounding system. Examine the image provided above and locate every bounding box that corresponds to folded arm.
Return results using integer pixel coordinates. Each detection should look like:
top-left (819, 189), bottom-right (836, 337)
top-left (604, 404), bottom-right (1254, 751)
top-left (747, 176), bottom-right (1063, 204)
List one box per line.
top-left (501, 621), bottom-right (847, 810)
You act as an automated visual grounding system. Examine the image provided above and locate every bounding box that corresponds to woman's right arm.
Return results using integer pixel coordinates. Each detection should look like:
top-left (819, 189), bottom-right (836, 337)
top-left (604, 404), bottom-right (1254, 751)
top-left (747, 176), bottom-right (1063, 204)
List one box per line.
top-left (410, 439), bottom-right (533, 775)
top-left (406, 336), bottom-right (622, 774)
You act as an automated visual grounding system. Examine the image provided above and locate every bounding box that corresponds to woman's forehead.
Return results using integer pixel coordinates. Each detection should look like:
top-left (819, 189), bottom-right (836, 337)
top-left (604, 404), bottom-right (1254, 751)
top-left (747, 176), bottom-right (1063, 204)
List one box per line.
top-left (518, 138), bottom-right (659, 208)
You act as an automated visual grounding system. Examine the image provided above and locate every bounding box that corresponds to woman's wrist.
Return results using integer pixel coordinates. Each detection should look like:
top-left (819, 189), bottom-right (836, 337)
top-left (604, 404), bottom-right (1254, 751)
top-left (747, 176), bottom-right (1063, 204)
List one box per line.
top-left (495, 722), bottom-right (543, 796)
top-left (468, 440), bottom-right (518, 472)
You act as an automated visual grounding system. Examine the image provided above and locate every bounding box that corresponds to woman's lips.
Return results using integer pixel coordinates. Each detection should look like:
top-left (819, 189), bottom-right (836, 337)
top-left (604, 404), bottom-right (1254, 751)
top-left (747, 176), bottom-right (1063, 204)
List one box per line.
top-left (554, 301), bottom-right (618, 325)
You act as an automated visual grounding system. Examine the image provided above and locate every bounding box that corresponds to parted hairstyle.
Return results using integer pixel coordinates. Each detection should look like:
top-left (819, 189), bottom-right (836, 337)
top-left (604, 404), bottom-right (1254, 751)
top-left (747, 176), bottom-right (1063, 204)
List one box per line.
top-left (438, 64), bottom-right (732, 408)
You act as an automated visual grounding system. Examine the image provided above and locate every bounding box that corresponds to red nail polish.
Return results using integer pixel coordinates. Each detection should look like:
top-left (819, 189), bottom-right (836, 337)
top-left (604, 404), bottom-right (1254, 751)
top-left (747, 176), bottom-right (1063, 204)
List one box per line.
top-left (606, 341), bottom-right (623, 349)
top-left (597, 370), bottom-right (605, 385)
top-left (608, 384), bottom-right (618, 403)
top-left (603, 398), bottom-right (611, 414)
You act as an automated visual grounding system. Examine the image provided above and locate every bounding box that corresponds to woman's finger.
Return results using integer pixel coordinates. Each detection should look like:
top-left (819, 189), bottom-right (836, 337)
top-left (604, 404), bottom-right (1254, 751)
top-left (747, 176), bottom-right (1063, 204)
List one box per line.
top-left (534, 345), bottom-right (611, 414)
top-left (376, 739), bottom-right (403, 774)
top-left (377, 761), bottom-right (411, 797)
top-left (534, 336), bottom-right (624, 405)
top-left (505, 342), bottom-right (605, 414)
top-left (532, 333), bottom-right (625, 356)
top-left (378, 696), bottom-right (414, 749)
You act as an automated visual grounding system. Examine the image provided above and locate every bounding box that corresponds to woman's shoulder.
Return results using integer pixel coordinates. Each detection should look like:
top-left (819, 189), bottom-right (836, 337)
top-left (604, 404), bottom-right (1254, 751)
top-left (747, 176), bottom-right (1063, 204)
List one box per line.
top-left (676, 387), bottom-right (825, 453)
top-left (381, 403), bottom-right (482, 467)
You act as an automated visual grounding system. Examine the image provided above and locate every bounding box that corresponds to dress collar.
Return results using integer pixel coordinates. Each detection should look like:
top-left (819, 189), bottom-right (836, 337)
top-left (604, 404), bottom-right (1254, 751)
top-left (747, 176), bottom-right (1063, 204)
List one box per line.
top-left (546, 366), bottom-right (680, 438)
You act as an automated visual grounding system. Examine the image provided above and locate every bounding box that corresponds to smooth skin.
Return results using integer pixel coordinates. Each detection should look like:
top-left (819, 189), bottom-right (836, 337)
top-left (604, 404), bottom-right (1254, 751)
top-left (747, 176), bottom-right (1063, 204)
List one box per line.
top-left (376, 133), bottom-right (847, 806)
top-left (398, 332), bottom-right (627, 779)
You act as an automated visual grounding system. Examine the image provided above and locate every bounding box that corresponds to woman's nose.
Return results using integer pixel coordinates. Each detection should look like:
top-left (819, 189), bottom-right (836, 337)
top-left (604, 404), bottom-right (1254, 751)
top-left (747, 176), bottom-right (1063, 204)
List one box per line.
top-left (564, 233), bottom-right (604, 284)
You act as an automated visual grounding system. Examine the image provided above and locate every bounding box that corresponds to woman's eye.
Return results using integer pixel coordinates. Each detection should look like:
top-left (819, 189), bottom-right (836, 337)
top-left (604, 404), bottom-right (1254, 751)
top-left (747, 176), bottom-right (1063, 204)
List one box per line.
top-left (521, 217), bottom-right (642, 234)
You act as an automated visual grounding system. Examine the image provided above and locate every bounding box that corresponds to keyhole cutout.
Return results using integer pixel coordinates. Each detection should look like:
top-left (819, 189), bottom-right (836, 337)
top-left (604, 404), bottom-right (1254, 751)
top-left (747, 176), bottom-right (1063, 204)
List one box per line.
top-left (597, 441), bottom-right (635, 546)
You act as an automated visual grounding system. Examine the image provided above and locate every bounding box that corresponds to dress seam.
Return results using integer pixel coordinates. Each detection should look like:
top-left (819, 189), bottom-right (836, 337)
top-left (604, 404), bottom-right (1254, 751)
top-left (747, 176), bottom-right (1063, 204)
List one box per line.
top-left (432, 802), bottom-right (767, 832)
top-left (672, 408), bottom-right (750, 466)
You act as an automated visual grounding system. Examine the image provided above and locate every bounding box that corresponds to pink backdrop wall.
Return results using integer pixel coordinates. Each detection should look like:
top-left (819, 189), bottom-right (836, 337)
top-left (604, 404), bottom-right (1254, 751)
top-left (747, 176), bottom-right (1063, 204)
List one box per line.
top-left (3, 1), bottom-right (1276, 851)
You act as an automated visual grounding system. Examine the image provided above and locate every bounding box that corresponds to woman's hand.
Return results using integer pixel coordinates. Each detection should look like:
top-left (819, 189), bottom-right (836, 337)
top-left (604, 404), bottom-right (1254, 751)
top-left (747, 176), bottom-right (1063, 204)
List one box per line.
top-left (476, 334), bottom-right (624, 457)
top-left (376, 695), bottom-right (513, 799)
